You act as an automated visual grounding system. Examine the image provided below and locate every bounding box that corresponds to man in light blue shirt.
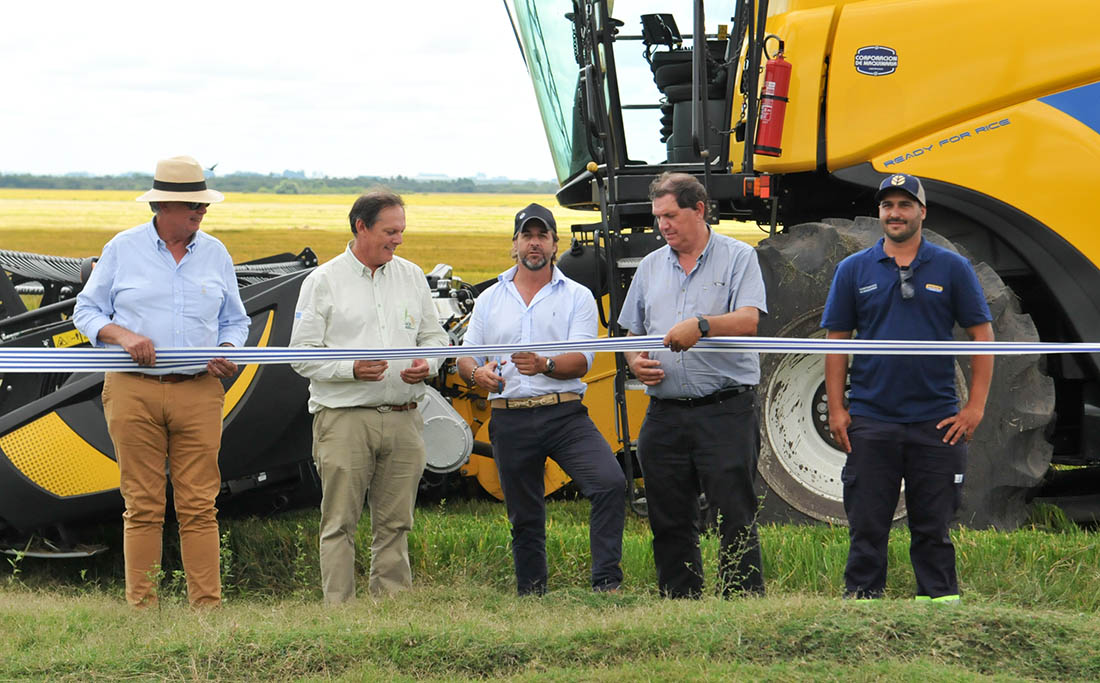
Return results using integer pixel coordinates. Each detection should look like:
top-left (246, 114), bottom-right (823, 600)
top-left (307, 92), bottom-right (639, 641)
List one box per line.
top-left (457, 203), bottom-right (625, 595)
top-left (619, 172), bottom-right (768, 598)
top-left (74, 156), bottom-right (249, 608)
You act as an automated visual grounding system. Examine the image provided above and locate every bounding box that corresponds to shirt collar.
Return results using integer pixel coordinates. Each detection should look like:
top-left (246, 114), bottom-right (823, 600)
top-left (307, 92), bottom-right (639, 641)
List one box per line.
top-left (664, 227), bottom-right (714, 269)
top-left (345, 241), bottom-right (388, 278)
top-left (147, 218), bottom-right (198, 253)
top-left (873, 236), bottom-right (930, 267)
top-left (500, 264), bottom-right (564, 286)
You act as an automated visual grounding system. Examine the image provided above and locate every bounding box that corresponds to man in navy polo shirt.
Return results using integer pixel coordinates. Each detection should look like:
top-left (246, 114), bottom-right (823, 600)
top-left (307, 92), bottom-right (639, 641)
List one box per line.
top-left (821, 173), bottom-right (993, 603)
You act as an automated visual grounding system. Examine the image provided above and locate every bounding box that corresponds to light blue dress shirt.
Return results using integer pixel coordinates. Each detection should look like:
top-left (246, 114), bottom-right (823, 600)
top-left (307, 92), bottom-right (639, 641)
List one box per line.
top-left (462, 265), bottom-right (596, 400)
top-left (618, 230), bottom-right (767, 398)
top-left (73, 220), bottom-right (250, 374)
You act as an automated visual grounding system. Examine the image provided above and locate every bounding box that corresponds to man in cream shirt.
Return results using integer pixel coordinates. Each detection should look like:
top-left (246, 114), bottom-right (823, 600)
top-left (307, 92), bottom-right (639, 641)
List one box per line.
top-left (290, 189), bottom-right (448, 603)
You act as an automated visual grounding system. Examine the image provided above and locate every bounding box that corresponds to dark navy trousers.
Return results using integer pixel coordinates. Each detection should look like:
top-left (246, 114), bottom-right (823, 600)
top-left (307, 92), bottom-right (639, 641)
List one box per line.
top-left (637, 389), bottom-right (764, 598)
top-left (489, 400), bottom-right (626, 595)
top-left (842, 415), bottom-right (967, 599)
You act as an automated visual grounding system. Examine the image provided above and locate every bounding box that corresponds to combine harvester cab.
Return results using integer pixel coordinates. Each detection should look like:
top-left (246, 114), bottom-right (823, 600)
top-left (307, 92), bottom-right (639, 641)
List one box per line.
top-left (505, 0), bottom-right (1100, 528)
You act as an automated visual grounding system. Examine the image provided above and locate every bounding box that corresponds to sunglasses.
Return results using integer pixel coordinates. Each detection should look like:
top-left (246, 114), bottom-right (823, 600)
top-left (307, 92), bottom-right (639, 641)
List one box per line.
top-left (186, 202), bottom-right (209, 211)
top-left (898, 268), bottom-right (915, 300)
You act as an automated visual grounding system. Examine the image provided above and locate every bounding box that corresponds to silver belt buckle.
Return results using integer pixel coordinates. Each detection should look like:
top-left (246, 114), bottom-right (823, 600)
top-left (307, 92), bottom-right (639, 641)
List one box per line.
top-left (376, 405), bottom-right (393, 413)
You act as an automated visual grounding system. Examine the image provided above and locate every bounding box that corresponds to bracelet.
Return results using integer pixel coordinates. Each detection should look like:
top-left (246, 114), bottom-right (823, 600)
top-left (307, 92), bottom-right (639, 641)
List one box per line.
top-left (468, 364), bottom-right (479, 386)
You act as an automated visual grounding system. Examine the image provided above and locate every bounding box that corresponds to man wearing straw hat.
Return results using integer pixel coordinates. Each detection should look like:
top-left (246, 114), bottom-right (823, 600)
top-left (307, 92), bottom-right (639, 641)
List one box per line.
top-left (73, 155), bottom-right (249, 608)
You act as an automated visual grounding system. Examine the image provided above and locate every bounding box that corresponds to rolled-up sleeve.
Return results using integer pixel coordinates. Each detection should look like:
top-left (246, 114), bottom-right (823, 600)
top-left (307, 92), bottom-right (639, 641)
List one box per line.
top-left (289, 274), bottom-right (355, 381)
top-left (569, 285), bottom-right (597, 370)
top-left (72, 241), bottom-right (118, 347)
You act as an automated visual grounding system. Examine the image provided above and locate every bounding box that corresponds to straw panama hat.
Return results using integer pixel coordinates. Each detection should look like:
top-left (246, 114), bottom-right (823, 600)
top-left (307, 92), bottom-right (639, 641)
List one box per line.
top-left (136, 156), bottom-right (225, 203)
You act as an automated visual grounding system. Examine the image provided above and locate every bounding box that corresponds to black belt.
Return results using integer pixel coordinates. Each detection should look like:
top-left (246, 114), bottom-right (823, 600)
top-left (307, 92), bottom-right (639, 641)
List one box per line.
top-left (653, 385), bottom-right (753, 408)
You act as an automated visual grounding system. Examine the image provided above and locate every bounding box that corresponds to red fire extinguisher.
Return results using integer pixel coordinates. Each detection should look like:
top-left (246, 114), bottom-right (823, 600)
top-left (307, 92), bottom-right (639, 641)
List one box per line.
top-left (755, 37), bottom-right (791, 158)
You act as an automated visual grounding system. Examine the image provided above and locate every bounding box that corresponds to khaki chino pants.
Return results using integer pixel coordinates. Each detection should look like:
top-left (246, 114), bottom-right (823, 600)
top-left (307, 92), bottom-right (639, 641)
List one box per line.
top-left (312, 406), bottom-right (427, 603)
top-left (102, 371), bottom-right (225, 608)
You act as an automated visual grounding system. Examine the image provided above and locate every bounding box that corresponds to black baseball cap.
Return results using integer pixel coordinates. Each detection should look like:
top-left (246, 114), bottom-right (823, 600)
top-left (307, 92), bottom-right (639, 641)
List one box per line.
top-left (875, 173), bottom-right (927, 206)
top-left (513, 203), bottom-right (557, 237)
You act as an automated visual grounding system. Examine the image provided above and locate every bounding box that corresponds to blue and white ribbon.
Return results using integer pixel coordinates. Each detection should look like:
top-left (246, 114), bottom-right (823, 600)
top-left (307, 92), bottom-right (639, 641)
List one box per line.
top-left (1, 336), bottom-right (1098, 373)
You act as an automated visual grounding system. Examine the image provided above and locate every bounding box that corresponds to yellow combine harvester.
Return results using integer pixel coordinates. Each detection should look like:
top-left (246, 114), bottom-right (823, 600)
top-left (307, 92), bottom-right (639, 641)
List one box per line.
top-left (504, 0), bottom-right (1100, 528)
top-left (2, 0), bottom-right (1098, 554)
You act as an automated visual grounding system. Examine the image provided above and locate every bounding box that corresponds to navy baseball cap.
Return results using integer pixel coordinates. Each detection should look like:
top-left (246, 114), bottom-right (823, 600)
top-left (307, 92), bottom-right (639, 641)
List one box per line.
top-left (875, 173), bottom-right (926, 206)
top-left (514, 203), bottom-right (557, 237)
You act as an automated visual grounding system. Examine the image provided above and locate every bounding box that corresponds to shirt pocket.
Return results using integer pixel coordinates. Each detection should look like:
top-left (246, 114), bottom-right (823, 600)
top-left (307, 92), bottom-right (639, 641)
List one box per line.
top-left (186, 279), bottom-right (225, 323)
top-left (690, 279), bottom-right (730, 315)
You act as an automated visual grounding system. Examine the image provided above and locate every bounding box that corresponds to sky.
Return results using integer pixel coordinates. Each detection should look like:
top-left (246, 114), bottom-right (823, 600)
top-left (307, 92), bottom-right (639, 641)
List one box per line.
top-left (0, 1), bottom-right (556, 180)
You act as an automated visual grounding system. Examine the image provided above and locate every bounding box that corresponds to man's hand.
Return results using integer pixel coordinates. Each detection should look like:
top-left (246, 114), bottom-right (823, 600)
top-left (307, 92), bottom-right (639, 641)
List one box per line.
top-left (663, 318), bottom-right (702, 353)
top-left (353, 359), bottom-right (388, 382)
top-left (206, 357), bottom-right (239, 378)
top-left (399, 358), bottom-right (431, 385)
top-left (119, 330), bottom-right (156, 367)
top-left (828, 405), bottom-right (853, 454)
top-left (628, 351), bottom-right (664, 386)
top-left (510, 352), bottom-right (545, 377)
top-left (473, 360), bottom-right (506, 392)
top-left (937, 403), bottom-right (984, 445)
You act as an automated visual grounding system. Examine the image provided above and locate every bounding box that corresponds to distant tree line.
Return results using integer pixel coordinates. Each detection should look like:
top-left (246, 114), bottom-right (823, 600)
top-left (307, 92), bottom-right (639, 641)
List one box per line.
top-left (0, 172), bottom-right (559, 195)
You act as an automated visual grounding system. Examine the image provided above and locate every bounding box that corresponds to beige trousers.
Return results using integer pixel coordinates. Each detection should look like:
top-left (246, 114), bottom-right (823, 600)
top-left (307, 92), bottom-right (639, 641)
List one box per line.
top-left (312, 406), bottom-right (426, 603)
top-left (102, 371), bottom-right (225, 608)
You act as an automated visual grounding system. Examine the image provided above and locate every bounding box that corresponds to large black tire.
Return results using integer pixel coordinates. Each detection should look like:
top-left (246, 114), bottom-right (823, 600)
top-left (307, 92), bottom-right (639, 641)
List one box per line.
top-left (753, 218), bottom-right (1055, 529)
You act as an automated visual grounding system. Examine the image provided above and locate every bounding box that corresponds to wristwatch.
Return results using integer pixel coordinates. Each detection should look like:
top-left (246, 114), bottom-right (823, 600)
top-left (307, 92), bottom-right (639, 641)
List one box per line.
top-left (696, 315), bottom-right (710, 338)
top-left (543, 356), bottom-right (556, 375)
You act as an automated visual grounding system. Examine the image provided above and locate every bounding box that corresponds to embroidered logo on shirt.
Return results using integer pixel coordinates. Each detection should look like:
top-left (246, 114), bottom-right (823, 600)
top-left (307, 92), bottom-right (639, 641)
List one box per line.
top-left (925, 283), bottom-right (944, 293)
top-left (858, 283), bottom-right (878, 294)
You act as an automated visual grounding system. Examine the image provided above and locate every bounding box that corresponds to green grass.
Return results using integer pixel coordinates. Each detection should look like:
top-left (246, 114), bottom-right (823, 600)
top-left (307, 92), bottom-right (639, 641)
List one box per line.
top-left (3, 502), bottom-right (1100, 680)
top-left (2, 497), bottom-right (1100, 677)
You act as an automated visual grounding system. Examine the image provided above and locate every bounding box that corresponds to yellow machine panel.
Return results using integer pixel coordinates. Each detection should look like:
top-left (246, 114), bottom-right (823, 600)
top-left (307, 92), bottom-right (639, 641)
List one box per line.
top-left (0, 413), bottom-right (119, 497)
top-left (734, 4), bottom-right (834, 173)
top-left (825, 0), bottom-right (1100, 171)
top-left (870, 98), bottom-right (1100, 270)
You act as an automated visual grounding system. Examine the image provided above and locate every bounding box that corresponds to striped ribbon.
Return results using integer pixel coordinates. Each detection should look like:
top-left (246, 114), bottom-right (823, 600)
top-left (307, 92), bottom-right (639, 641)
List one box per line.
top-left (1, 336), bottom-right (1098, 373)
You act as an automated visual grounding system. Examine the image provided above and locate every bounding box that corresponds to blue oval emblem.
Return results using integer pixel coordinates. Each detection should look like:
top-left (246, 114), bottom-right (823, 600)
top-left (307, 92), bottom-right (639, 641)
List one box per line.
top-left (854, 46), bottom-right (898, 76)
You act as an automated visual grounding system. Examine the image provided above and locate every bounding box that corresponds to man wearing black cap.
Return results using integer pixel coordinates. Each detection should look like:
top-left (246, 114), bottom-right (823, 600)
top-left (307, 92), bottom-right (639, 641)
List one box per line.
top-left (821, 173), bottom-right (994, 603)
top-left (456, 203), bottom-right (625, 595)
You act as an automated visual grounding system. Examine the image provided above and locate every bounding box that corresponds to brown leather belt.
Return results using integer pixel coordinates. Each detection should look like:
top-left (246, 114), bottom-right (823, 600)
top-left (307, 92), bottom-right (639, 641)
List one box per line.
top-left (490, 392), bottom-right (581, 410)
top-left (363, 402), bottom-right (418, 412)
top-left (126, 371), bottom-right (208, 384)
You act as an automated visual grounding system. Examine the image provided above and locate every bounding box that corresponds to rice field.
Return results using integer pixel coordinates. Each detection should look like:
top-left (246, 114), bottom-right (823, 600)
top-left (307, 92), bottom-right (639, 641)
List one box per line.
top-left (0, 189), bottom-right (768, 283)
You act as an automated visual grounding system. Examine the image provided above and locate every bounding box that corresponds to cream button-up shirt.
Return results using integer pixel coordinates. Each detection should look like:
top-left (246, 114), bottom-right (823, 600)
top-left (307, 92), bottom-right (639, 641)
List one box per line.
top-left (289, 244), bottom-right (449, 413)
